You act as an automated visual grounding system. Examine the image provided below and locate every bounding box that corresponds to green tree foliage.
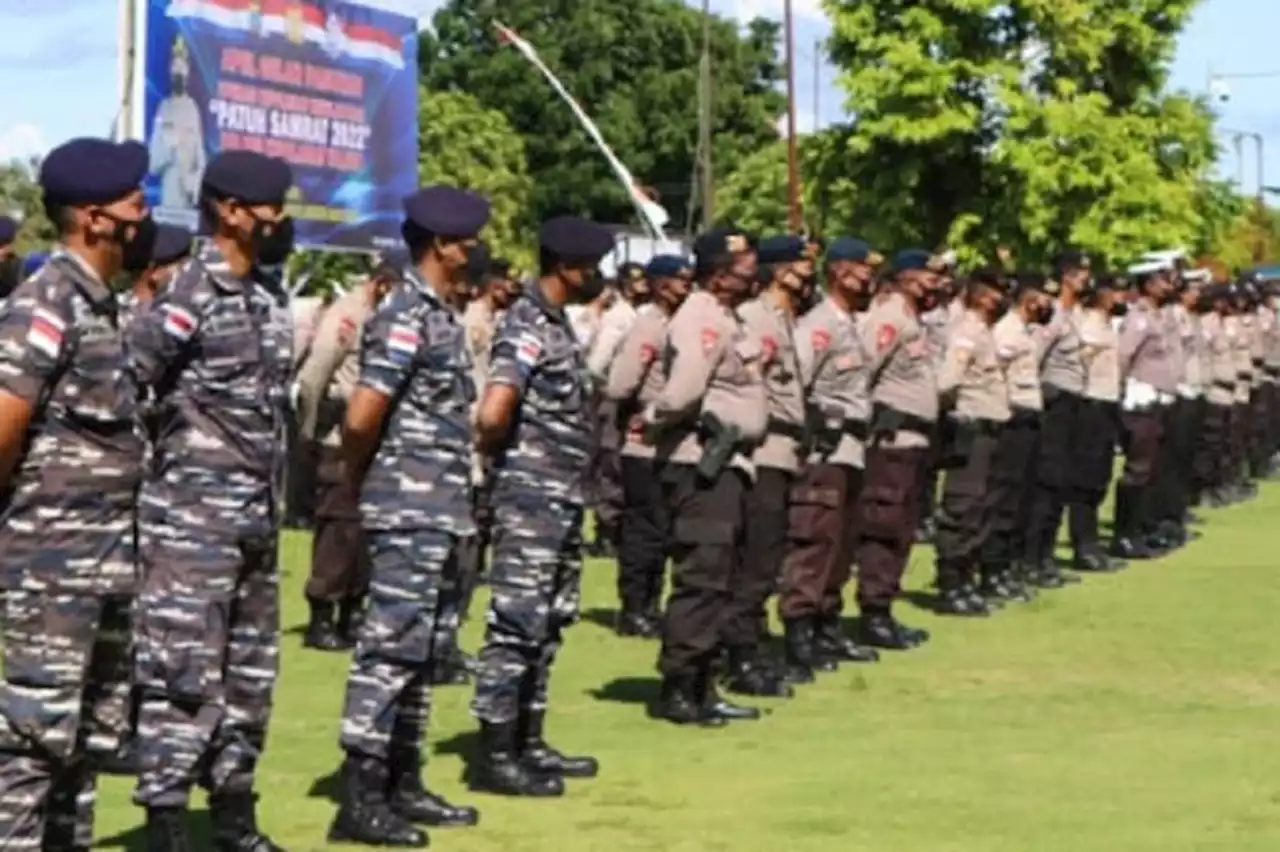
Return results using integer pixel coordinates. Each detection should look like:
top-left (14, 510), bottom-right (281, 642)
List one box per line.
top-left (417, 87), bottom-right (536, 271)
top-left (0, 158), bottom-right (56, 253)
top-left (809, 0), bottom-right (1232, 267)
top-left (419, 0), bottom-right (784, 227)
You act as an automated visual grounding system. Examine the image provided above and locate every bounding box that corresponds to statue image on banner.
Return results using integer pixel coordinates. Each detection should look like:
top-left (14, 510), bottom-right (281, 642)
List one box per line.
top-left (149, 35), bottom-right (206, 216)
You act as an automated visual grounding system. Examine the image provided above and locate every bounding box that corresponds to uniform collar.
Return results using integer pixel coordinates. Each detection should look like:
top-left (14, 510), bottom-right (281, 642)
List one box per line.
top-left (526, 279), bottom-right (569, 324)
top-left (197, 241), bottom-right (248, 294)
top-left (50, 246), bottom-right (115, 312)
top-left (403, 264), bottom-right (449, 312)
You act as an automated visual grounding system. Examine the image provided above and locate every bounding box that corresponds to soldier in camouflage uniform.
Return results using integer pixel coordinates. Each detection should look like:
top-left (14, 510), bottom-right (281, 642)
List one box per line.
top-left (0, 215), bottom-right (23, 297)
top-left (0, 138), bottom-right (152, 851)
top-left (327, 187), bottom-right (489, 849)
top-left (470, 216), bottom-right (614, 796)
top-left (128, 150), bottom-right (294, 852)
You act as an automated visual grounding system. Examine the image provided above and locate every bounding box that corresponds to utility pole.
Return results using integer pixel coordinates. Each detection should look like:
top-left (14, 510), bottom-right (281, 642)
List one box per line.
top-left (115, 0), bottom-right (137, 140)
top-left (784, 0), bottom-right (801, 232)
top-left (698, 0), bottom-right (714, 230)
top-left (813, 38), bottom-right (821, 134)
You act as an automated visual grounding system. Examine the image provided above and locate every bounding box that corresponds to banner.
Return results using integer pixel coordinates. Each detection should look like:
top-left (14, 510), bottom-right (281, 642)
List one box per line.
top-left (139, 0), bottom-right (419, 251)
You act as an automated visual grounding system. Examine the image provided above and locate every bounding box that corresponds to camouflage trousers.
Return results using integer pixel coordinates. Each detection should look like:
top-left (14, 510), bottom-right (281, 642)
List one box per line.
top-left (132, 528), bottom-right (280, 808)
top-left (339, 530), bottom-right (459, 760)
top-left (471, 497), bottom-right (583, 725)
top-left (0, 591), bottom-right (132, 851)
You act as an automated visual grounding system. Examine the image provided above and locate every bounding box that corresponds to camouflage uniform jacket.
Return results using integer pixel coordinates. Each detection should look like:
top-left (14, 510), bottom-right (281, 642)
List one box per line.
top-left (487, 284), bottom-right (592, 505)
top-left (357, 265), bottom-right (476, 534)
top-left (128, 241), bottom-right (293, 533)
top-left (0, 248), bottom-right (144, 593)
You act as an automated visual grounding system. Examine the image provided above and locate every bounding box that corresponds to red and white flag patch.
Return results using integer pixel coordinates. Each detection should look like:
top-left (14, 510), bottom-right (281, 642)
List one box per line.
top-left (875, 323), bottom-right (897, 353)
top-left (162, 305), bottom-right (198, 342)
top-left (700, 328), bottom-right (719, 354)
top-left (811, 329), bottom-right (831, 352)
top-left (387, 324), bottom-right (420, 361)
top-left (516, 331), bottom-right (543, 367)
top-left (761, 335), bottom-right (778, 364)
top-left (338, 315), bottom-right (358, 346)
top-left (26, 308), bottom-right (65, 359)
top-left (639, 342), bottom-right (657, 364)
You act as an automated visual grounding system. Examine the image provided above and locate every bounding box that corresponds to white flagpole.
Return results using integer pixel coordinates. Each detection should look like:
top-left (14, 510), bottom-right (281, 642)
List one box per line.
top-left (494, 22), bottom-right (669, 239)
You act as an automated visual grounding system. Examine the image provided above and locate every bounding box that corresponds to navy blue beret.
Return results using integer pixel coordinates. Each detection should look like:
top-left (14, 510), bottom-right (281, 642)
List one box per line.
top-left (618, 261), bottom-right (645, 282)
top-left (202, 151), bottom-right (293, 204)
top-left (151, 224), bottom-right (193, 266)
top-left (693, 227), bottom-right (751, 270)
top-left (645, 254), bottom-right (691, 278)
top-left (891, 249), bottom-right (934, 274)
top-left (1054, 250), bottom-right (1090, 272)
top-left (826, 237), bottom-right (883, 265)
top-left (40, 138), bottom-right (148, 206)
top-left (756, 235), bottom-right (807, 265)
top-left (21, 252), bottom-right (49, 278)
top-left (403, 186), bottom-right (491, 238)
top-left (539, 216), bottom-right (614, 264)
top-left (0, 216), bottom-right (17, 245)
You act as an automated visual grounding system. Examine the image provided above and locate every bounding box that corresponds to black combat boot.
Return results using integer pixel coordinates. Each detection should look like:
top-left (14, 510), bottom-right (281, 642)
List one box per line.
top-left (781, 618), bottom-right (817, 684)
top-left (329, 753), bottom-right (428, 847)
top-left (615, 609), bottom-right (651, 638)
top-left (337, 596), bottom-right (365, 645)
top-left (467, 721), bottom-right (564, 797)
top-left (209, 791), bottom-right (287, 852)
top-left (814, 613), bottom-right (879, 664)
top-left (389, 747), bottom-right (479, 826)
top-left (857, 610), bottom-right (921, 650)
top-left (303, 599), bottom-right (352, 652)
top-left (97, 739), bottom-right (138, 776)
top-left (699, 668), bottom-right (761, 721)
top-left (936, 585), bottom-right (991, 617)
top-left (519, 709), bottom-right (599, 779)
top-left (146, 806), bottom-right (194, 852)
top-left (429, 644), bottom-right (472, 686)
top-left (989, 562), bottom-right (1035, 603)
top-left (723, 647), bottom-right (794, 698)
top-left (652, 675), bottom-right (726, 727)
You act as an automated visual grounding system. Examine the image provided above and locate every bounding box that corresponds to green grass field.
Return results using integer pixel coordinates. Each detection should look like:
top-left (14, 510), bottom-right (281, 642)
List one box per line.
top-left (93, 491), bottom-right (1280, 851)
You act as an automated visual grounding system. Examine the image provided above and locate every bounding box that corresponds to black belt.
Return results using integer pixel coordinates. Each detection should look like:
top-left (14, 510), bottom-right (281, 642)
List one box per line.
top-left (1009, 407), bottom-right (1040, 427)
top-left (1266, 367), bottom-right (1280, 378)
top-left (1213, 380), bottom-right (1235, 390)
top-left (766, 418), bottom-right (805, 441)
top-left (842, 418), bottom-right (869, 441)
top-left (958, 417), bottom-right (1004, 436)
top-left (1253, 359), bottom-right (1265, 368)
top-left (1239, 373), bottom-right (1253, 381)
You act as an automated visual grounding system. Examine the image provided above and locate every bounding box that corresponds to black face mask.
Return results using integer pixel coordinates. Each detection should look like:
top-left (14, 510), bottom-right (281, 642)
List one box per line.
top-left (576, 270), bottom-right (606, 304)
top-left (99, 212), bottom-right (158, 275)
top-left (250, 214), bottom-right (295, 266)
top-left (1035, 304), bottom-right (1055, 325)
top-left (1111, 303), bottom-right (1129, 318)
top-left (463, 244), bottom-right (489, 285)
top-left (0, 255), bottom-right (20, 296)
top-left (172, 73), bottom-right (187, 96)
top-left (995, 295), bottom-right (1012, 317)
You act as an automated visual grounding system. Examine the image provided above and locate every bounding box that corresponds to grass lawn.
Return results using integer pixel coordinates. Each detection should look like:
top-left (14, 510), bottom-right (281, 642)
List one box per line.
top-left (93, 490), bottom-right (1280, 851)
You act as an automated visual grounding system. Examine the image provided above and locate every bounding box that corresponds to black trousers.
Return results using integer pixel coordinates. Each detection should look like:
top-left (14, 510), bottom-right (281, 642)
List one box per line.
top-left (657, 464), bottom-right (746, 679)
top-left (1025, 390), bottom-right (1084, 564)
top-left (982, 415), bottom-right (1040, 569)
top-left (1193, 402), bottom-right (1232, 492)
top-left (722, 466), bottom-right (791, 652)
top-left (934, 430), bottom-right (999, 590)
top-left (617, 455), bottom-right (668, 617)
top-left (1114, 408), bottom-right (1164, 539)
top-left (1149, 397), bottom-right (1199, 526)
top-left (1065, 398), bottom-right (1119, 553)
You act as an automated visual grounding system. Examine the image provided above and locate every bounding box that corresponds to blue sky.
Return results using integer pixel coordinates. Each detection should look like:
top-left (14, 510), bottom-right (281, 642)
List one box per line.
top-left (0, 0), bottom-right (1276, 193)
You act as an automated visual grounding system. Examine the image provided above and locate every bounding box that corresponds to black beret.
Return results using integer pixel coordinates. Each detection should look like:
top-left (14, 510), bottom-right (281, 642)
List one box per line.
top-left (1089, 273), bottom-right (1126, 292)
top-left (618, 261), bottom-right (645, 283)
top-left (40, 137), bottom-right (148, 206)
top-left (645, 254), bottom-right (691, 279)
top-left (403, 186), bottom-right (491, 238)
top-left (539, 216), bottom-right (614, 264)
top-left (826, 237), bottom-right (882, 265)
top-left (756, 235), bottom-right (807, 265)
top-left (490, 257), bottom-right (513, 279)
top-left (967, 266), bottom-right (1006, 292)
top-left (464, 239), bottom-right (492, 284)
top-left (22, 252), bottom-right (49, 278)
top-left (693, 227), bottom-right (751, 273)
top-left (0, 216), bottom-right (16, 245)
top-left (151, 224), bottom-right (193, 266)
top-left (378, 247), bottom-right (411, 269)
top-left (891, 249), bottom-right (934, 274)
top-left (1011, 270), bottom-right (1053, 295)
top-left (202, 151), bottom-right (293, 205)
top-left (1054, 250), bottom-right (1090, 272)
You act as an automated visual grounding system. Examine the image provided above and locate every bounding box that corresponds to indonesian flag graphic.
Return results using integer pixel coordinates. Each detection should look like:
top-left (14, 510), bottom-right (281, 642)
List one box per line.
top-left (165, 0), bottom-right (407, 70)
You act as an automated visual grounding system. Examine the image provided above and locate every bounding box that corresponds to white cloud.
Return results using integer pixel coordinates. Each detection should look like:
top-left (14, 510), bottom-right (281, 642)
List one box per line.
top-left (775, 108), bottom-right (824, 138)
top-left (713, 0), bottom-right (825, 22)
top-left (0, 124), bottom-right (46, 164)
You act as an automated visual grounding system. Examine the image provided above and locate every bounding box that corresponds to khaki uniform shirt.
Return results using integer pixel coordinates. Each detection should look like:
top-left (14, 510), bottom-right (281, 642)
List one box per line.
top-left (864, 292), bottom-right (937, 448)
top-left (605, 304), bottom-right (668, 460)
top-left (1078, 308), bottom-right (1120, 403)
top-left (1038, 299), bottom-right (1086, 395)
top-left (796, 296), bottom-right (869, 469)
top-left (740, 292), bottom-right (805, 473)
top-left (994, 311), bottom-right (1042, 411)
top-left (1203, 313), bottom-right (1235, 405)
top-left (587, 299), bottom-right (639, 381)
top-left (938, 308), bottom-right (1009, 421)
top-left (295, 288), bottom-right (370, 447)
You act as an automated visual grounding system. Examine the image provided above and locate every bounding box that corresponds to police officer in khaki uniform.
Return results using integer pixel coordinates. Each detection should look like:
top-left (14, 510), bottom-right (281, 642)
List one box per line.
top-left (983, 271), bottom-right (1053, 595)
top-left (1261, 281), bottom-right (1280, 464)
top-left (1069, 273), bottom-right (1125, 571)
top-left (641, 228), bottom-right (768, 726)
top-left (1197, 283), bottom-right (1237, 505)
top-left (295, 261), bottom-right (401, 651)
top-left (1026, 252), bottom-right (1090, 585)
top-left (726, 235), bottom-right (811, 699)
top-left (851, 249), bottom-right (941, 650)
top-left (1112, 262), bottom-right (1176, 558)
top-left (778, 238), bottom-right (882, 683)
top-left (1247, 282), bottom-right (1272, 480)
top-left (605, 255), bottom-right (692, 638)
top-left (1229, 284), bottom-right (1258, 499)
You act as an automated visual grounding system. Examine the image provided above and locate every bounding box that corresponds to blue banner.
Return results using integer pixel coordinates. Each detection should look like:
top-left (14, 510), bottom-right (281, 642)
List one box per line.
top-left (140, 0), bottom-right (418, 251)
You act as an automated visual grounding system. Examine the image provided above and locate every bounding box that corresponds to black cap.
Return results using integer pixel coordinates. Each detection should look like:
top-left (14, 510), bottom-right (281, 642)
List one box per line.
top-left (756, 235), bottom-right (808, 265)
top-left (151, 224), bottom-right (193, 266)
top-left (202, 151), bottom-right (293, 205)
top-left (645, 254), bottom-right (692, 278)
top-left (826, 237), bottom-right (883, 265)
top-left (1011, 270), bottom-right (1054, 296)
top-left (0, 215), bottom-right (16, 245)
top-left (891, 249), bottom-right (934, 274)
top-left (693, 227), bottom-right (751, 276)
top-left (40, 137), bottom-right (148, 206)
top-left (1054, 250), bottom-right (1090, 274)
top-left (618, 261), bottom-right (645, 283)
top-left (539, 216), bottom-right (614, 264)
top-left (403, 186), bottom-right (491, 238)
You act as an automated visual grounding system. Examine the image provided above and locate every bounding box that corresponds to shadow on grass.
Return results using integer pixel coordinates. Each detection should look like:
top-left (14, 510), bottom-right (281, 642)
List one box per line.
top-left (95, 809), bottom-right (212, 850)
top-left (580, 607), bottom-right (620, 631)
top-left (306, 767), bottom-right (342, 805)
top-left (589, 676), bottom-right (661, 706)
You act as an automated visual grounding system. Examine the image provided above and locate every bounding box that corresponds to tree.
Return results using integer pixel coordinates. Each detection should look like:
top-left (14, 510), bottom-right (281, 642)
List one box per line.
top-left (0, 158), bottom-right (56, 253)
top-left (417, 87), bottom-right (536, 271)
top-left (821, 0), bottom-right (1219, 266)
top-left (420, 0), bottom-right (784, 227)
